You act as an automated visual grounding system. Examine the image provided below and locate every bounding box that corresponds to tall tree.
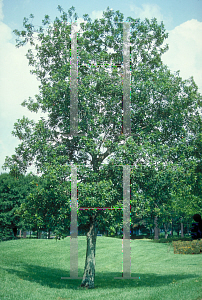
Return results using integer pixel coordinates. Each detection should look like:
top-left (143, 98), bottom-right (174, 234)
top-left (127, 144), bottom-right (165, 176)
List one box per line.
top-left (3, 6), bottom-right (202, 288)
top-left (0, 172), bottom-right (37, 241)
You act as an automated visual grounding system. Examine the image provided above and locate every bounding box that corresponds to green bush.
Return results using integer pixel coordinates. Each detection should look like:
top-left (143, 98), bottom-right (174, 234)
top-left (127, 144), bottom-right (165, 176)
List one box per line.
top-left (0, 227), bottom-right (15, 242)
top-left (151, 235), bottom-right (192, 243)
top-left (173, 239), bottom-right (202, 254)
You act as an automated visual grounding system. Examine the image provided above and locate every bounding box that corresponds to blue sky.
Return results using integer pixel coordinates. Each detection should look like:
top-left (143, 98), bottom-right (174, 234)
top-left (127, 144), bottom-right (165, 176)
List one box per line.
top-left (0, 0), bottom-right (202, 175)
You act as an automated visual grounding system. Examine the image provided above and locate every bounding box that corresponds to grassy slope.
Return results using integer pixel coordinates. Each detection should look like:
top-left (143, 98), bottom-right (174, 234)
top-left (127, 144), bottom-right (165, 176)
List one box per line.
top-left (0, 237), bottom-right (202, 300)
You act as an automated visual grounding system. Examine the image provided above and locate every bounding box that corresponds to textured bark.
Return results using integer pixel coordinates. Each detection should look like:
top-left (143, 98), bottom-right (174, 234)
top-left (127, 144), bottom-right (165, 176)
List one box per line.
top-left (164, 223), bottom-right (169, 239)
top-left (80, 214), bottom-right (98, 289)
top-left (154, 216), bottom-right (159, 239)
top-left (170, 219), bottom-right (173, 236)
top-left (181, 222), bottom-right (184, 237)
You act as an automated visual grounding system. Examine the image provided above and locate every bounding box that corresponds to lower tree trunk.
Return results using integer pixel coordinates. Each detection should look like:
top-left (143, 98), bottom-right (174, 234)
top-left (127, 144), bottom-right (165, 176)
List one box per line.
top-left (164, 223), bottom-right (169, 239)
top-left (154, 216), bottom-right (159, 239)
top-left (186, 222), bottom-right (190, 235)
top-left (37, 231), bottom-right (42, 239)
top-left (12, 227), bottom-right (17, 237)
top-left (170, 219), bottom-right (173, 236)
top-left (176, 223), bottom-right (180, 236)
top-left (80, 214), bottom-right (98, 289)
top-left (181, 222), bottom-right (184, 238)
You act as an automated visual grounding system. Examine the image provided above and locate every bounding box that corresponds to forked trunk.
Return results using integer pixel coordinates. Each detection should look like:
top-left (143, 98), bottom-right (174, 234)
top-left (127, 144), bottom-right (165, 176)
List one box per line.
top-left (80, 214), bottom-right (98, 289)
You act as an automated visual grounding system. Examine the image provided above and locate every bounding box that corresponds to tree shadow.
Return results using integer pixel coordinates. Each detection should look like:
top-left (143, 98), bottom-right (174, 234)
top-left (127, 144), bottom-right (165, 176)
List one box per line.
top-left (2, 263), bottom-right (200, 290)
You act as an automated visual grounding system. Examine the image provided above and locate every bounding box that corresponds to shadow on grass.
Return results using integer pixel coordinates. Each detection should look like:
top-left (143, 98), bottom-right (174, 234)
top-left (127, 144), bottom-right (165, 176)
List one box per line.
top-left (2, 263), bottom-right (199, 290)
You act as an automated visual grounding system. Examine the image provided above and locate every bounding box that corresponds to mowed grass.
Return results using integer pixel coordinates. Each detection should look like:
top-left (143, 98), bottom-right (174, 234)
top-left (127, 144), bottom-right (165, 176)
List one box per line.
top-left (0, 237), bottom-right (202, 300)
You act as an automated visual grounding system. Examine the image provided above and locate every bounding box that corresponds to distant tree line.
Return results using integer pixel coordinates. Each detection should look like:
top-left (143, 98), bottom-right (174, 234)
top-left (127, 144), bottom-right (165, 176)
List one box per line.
top-left (1, 165), bottom-right (201, 242)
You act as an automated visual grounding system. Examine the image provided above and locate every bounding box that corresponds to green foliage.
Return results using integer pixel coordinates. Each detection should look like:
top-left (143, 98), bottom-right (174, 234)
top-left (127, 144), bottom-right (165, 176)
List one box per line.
top-left (152, 236), bottom-right (192, 243)
top-left (2, 6), bottom-right (202, 235)
top-left (173, 239), bottom-right (202, 254)
top-left (17, 164), bottom-right (71, 239)
top-left (0, 173), bottom-right (37, 241)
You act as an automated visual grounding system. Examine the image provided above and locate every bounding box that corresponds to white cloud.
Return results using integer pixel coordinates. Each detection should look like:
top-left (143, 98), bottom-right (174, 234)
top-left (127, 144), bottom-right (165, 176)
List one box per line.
top-left (74, 17), bottom-right (86, 34)
top-left (0, 0), bottom-right (4, 21)
top-left (73, 10), bottom-right (104, 32)
top-left (130, 3), bottom-right (163, 21)
top-left (129, 4), bottom-right (202, 93)
top-left (0, 20), bottom-right (12, 43)
top-left (0, 12), bottom-right (46, 173)
top-left (0, 27), bottom-right (43, 121)
top-left (129, 3), bottom-right (173, 28)
top-left (162, 19), bottom-right (202, 93)
top-left (90, 10), bottom-right (104, 21)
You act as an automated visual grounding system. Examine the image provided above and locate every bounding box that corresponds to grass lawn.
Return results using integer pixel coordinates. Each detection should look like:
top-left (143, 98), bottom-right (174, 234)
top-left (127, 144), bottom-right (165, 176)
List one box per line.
top-left (0, 236), bottom-right (202, 300)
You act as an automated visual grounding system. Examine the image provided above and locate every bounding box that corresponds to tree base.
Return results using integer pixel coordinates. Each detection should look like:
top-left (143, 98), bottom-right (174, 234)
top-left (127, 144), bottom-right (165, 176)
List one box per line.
top-left (80, 281), bottom-right (95, 289)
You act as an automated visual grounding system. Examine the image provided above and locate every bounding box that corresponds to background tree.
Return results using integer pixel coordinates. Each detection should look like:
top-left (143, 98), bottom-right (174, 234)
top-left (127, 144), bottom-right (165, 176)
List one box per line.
top-left (2, 6), bottom-right (202, 288)
top-left (17, 164), bottom-right (72, 239)
top-left (0, 172), bottom-right (37, 241)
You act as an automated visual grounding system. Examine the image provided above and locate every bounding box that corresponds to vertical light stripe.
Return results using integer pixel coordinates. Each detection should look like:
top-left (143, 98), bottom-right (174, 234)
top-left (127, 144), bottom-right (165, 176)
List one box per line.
top-left (122, 22), bottom-right (131, 136)
top-left (70, 22), bottom-right (78, 135)
top-left (70, 165), bottom-right (79, 277)
top-left (154, 216), bottom-right (159, 240)
top-left (114, 164), bottom-right (139, 279)
top-left (122, 165), bottom-right (131, 278)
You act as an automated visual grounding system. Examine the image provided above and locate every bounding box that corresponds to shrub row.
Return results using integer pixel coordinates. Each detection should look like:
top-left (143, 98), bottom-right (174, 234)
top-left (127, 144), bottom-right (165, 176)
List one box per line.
top-left (172, 239), bottom-right (202, 254)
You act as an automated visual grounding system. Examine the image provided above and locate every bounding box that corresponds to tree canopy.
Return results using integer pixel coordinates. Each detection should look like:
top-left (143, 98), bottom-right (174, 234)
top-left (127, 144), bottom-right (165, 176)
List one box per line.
top-left (0, 172), bottom-right (37, 241)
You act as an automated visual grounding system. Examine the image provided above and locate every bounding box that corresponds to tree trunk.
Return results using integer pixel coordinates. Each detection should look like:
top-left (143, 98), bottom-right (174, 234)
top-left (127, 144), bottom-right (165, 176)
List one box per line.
top-left (12, 227), bottom-right (17, 237)
top-left (176, 223), bottom-right (180, 236)
top-left (186, 222), bottom-right (190, 235)
top-left (164, 223), bottom-right (169, 239)
top-left (80, 214), bottom-right (98, 289)
top-left (48, 230), bottom-right (51, 239)
top-left (181, 222), bottom-right (184, 238)
top-left (154, 216), bottom-right (159, 239)
top-left (170, 219), bottom-right (173, 236)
